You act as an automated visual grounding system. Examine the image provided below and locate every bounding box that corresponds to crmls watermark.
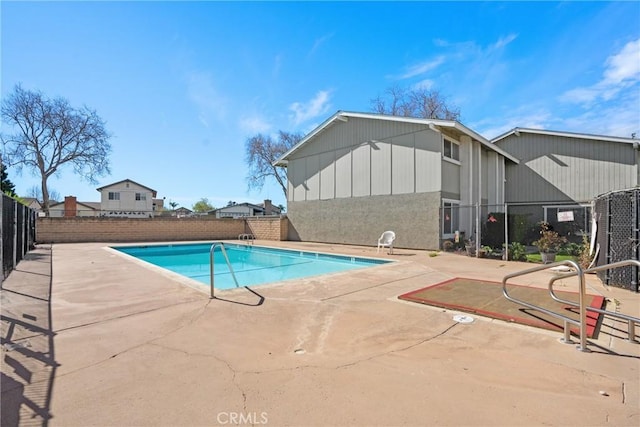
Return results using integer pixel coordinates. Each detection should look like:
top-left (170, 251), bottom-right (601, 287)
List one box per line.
top-left (216, 411), bottom-right (268, 425)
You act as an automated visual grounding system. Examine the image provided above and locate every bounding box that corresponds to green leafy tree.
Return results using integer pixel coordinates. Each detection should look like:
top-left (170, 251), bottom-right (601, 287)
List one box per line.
top-left (168, 201), bottom-right (178, 210)
top-left (192, 198), bottom-right (214, 213)
top-left (1, 162), bottom-right (17, 196)
top-left (1, 84), bottom-right (111, 215)
top-left (245, 131), bottom-right (302, 198)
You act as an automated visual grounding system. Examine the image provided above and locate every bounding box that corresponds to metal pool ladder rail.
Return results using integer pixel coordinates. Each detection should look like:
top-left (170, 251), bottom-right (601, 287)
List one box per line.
top-left (548, 260), bottom-right (640, 344)
top-left (238, 233), bottom-right (255, 245)
top-left (210, 242), bottom-right (240, 298)
top-left (502, 260), bottom-right (590, 352)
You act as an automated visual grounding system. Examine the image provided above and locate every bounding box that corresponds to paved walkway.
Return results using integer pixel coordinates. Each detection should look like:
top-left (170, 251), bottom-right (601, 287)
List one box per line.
top-left (1, 242), bottom-right (639, 426)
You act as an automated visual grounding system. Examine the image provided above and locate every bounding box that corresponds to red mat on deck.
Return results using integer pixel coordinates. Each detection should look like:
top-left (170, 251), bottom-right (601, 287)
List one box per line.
top-left (399, 278), bottom-right (605, 338)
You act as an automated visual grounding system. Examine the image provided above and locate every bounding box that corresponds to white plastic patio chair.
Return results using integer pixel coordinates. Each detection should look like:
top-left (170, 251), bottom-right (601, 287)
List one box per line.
top-left (377, 231), bottom-right (396, 254)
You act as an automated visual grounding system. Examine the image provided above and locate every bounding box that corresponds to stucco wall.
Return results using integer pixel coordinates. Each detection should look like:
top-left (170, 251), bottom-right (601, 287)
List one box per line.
top-left (286, 192), bottom-right (441, 250)
top-left (36, 217), bottom-right (286, 243)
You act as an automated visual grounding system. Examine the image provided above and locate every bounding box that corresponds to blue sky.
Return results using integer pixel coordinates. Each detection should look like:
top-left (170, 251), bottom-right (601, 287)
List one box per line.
top-left (2, 1), bottom-right (639, 210)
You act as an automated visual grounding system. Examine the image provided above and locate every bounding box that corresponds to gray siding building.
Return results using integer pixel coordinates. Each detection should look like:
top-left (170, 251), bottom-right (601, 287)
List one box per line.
top-left (493, 128), bottom-right (638, 203)
top-left (493, 128), bottom-right (639, 229)
top-left (275, 111), bottom-right (518, 250)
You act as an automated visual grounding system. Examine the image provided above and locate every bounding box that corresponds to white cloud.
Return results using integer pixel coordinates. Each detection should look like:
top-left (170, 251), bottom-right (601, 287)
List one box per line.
top-left (289, 90), bottom-right (332, 126)
top-left (186, 70), bottom-right (227, 126)
top-left (560, 87), bottom-right (600, 104)
top-left (392, 34), bottom-right (516, 102)
top-left (412, 79), bottom-right (434, 90)
top-left (561, 89), bottom-right (640, 138)
top-left (273, 53), bottom-right (283, 77)
top-left (239, 115), bottom-right (272, 134)
top-left (491, 33), bottom-right (518, 50)
top-left (400, 56), bottom-right (445, 79)
top-left (309, 32), bottom-right (335, 56)
top-left (474, 108), bottom-right (554, 140)
top-left (603, 39), bottom-right (640, 85)
top-left (555, 38), bottom-right (640, 137)
top-left (560, 38), bottom-right (640, 105)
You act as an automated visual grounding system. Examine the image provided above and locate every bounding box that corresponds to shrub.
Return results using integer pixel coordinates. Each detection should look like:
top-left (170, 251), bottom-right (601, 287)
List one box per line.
top-left (508, 213), bottom-right (531, 244)
top-left (506, 242), bottom-right (527, 261)
top-left (442, 240), bottom-right (455, 252)
top-left (563, 242), bottom-right (582, 257)
top-left (533, 222), bottom-right (567, 253)
top-left (577, 234), bottom-right (593, 269)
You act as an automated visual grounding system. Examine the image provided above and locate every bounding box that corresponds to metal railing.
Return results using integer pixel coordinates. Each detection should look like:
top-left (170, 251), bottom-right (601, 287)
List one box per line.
top-left (548, 260), bottom-right (640, 343)
top-left (209, 242), bottom-right (239, 298)
top-left (238, 233), bottom-right (254, 245)
top-left (502, 260), bottom-right (590, 352)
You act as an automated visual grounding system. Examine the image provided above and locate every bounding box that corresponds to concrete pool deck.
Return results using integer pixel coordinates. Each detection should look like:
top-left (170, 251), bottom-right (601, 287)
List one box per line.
top-left (1, 241), bottom-right (639, 426)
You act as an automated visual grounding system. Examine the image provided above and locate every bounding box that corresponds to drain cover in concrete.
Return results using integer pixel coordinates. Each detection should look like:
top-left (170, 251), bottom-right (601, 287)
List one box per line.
top-left (453, 314), bottom-right (474, 324)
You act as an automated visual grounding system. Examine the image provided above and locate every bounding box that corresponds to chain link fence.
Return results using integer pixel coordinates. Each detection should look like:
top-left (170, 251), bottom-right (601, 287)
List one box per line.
top-left (594, 188), bottom-right (639, 292)
top-left (441, 201), bottom-right (592, 261)
top-left (2, 194), bottom-right (37, 281)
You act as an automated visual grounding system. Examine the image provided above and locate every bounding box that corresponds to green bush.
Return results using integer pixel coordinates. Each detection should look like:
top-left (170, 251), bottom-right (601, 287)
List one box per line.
top-left (562, 242), bottom-right (583, 257)
top-left (506, 242), bottom-right (527, 261)
top-left (508, 213), bottom-right (532, 244)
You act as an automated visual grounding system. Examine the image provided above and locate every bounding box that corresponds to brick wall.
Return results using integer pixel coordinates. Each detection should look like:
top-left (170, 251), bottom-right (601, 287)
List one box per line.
top-left (36, 216), bottom-right (288, 243)
top-left (245, 217), bottom-right (289, 241)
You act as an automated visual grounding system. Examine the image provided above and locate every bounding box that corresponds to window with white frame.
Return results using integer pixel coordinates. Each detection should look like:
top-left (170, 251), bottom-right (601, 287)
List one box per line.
top-left (443, 138), bottom-right (460, 162)
top-left (135, 192), bottom-right (146, 201)
top-left (108, 192), bottom-right (120, 200)
top-left (442, 200), bottom-right (460, 236)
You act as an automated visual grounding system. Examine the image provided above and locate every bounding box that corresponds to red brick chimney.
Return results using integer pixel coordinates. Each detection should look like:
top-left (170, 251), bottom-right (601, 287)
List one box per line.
top-left (64, 196), bottom-right (77, 217)
top-left (264, 199), bottom-right (273, 216)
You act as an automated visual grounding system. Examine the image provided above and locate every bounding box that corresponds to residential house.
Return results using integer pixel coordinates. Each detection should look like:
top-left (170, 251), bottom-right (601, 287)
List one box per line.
top-left (212, 200), bottom-right (281, 218)
top-left (274, 111), bottom-right (519, 250)
top-left (22, 198), bottom-right (44, 217)
top-left (492, 128), bottom-right (639, 233)
top-left (174, 207), bottom-right (194, 218)
top-left (96, 179), bottom-right (158, 218)
top-left (49, 196), bottom-right (100, 217)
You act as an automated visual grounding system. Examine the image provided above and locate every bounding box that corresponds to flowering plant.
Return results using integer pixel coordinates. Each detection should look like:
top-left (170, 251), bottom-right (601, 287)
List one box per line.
top-left (533, 222), bottom-right (567, 253)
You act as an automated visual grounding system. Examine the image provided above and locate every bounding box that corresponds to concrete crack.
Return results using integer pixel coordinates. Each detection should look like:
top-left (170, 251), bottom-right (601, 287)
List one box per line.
top-left (336, 322), bottom-right (459, 369)
top-left (53, 298), bottom-right (205, 334)
top-left (47, 299), bottom-right (211, 381)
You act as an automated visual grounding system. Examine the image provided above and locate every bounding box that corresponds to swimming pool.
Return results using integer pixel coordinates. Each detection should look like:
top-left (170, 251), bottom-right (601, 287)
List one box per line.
top-left (112, 242), bottom-right (390, 290)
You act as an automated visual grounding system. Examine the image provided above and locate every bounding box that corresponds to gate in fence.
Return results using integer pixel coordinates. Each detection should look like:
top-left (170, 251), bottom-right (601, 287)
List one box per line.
top-left (594, 188), bottom-right (640, 292)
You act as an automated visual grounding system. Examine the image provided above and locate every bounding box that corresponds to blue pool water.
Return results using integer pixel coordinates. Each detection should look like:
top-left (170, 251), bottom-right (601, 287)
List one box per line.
top-left (112, 243), bottom-right (389, 290)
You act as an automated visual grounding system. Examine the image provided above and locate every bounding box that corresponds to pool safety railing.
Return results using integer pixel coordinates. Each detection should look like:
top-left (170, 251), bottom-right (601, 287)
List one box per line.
top-left (502, 260), bottom-right (590, 352)
top-left (210, 242), bottom-right (240, 298)
top-left (548, 259), bottom-right (640, 344)
top-left (238, 233), bottom-right (255, 245)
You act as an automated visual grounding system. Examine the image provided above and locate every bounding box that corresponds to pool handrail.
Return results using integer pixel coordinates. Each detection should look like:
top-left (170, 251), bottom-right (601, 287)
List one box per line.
top-left (238, 233), bottom-right (254, 245)
top-left (502, 259), bottom-right (589, 352)
top-left (209, 242), bottom-right (240, 298)
top-left (547, 259), bottom-right (640, 343)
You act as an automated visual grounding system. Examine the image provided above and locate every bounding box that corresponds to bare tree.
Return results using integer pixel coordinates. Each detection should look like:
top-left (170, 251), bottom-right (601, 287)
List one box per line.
top-left (245, 131), bottom-right (302, 197)
top-left (27, 185), bottom-right (60, 204)
top-left (1, 85), bottom-right (111, 215)
top-left (370, 85), bottom-right (461, 120)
